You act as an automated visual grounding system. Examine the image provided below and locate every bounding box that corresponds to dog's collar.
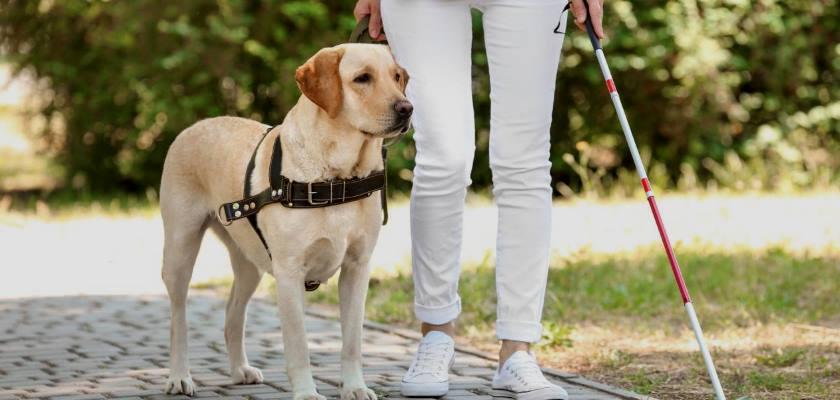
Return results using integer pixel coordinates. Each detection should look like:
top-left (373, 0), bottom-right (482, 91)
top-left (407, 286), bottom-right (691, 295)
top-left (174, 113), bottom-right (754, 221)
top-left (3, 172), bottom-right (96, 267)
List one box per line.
top-left (216, 125), bottom-right (391, 278)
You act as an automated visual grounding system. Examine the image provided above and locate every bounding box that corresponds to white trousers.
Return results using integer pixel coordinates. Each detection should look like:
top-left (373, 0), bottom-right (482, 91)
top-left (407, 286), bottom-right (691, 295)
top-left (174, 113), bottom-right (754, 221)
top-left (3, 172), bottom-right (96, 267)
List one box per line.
top-left (382, 0), bottom-right (569, 343)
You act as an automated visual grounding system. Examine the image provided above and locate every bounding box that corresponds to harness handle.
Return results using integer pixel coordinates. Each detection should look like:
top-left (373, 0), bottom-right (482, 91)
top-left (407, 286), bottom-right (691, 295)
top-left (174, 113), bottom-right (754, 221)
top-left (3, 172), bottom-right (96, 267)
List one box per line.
top-left (349, 15), bottom-right (388, 45)
top-left (350, 15), bottom-right (393, 225)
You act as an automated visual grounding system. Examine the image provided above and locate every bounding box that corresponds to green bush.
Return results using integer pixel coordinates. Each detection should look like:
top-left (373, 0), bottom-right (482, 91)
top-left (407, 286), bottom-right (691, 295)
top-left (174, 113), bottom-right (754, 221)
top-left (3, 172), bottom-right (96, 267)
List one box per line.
top-left (1, 0), bottom-right (837, 195)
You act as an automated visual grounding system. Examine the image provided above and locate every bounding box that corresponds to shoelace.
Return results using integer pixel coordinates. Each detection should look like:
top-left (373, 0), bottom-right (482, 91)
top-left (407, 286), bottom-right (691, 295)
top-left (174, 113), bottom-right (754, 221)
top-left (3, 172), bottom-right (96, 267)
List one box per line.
top-left (409, 341), bottom-right (451, 376)
top-left (507, 356), bottom-right (549, 388)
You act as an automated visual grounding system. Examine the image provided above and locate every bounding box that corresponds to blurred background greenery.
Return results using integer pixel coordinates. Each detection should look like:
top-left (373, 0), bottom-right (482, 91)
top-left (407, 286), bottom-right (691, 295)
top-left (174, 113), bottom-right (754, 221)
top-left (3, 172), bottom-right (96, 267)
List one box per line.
top-left (1, 2), bottom-right (839, 398)
top-left (0, 0), bottom-right (837, 199)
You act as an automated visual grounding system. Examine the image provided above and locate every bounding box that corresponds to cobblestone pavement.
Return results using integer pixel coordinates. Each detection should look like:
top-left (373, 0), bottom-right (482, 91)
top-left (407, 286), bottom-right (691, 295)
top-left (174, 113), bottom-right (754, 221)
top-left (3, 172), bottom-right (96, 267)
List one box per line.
top-left (0, 295), bottom-right (647, 400)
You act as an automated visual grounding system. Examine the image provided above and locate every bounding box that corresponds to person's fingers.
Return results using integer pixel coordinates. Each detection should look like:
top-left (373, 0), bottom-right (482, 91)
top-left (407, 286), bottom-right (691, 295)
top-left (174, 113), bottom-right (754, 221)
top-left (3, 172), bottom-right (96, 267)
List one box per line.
top-left (589, 0), bottom-right (605, 38)
top-left (353, 0), bottom-right (369, 21)
top-left (574, 19), bottom-right (586, 33)
top-left (369, 1), bottom-right (383, 40)
top-left (570, 0), bottom-right (587, 28)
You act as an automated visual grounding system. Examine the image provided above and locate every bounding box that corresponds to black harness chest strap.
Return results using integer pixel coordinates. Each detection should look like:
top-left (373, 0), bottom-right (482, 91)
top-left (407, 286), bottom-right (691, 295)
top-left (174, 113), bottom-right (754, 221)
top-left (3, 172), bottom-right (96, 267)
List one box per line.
top-left (217, 125), bottom-right (390, 287)
top-left (219, 158), bottom-right (388, 225)
top-left (242, 127), bottom-right (274, 254)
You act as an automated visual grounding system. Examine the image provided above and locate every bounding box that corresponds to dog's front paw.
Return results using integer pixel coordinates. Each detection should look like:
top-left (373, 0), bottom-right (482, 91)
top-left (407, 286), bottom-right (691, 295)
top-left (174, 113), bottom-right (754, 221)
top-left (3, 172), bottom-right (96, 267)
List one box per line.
top-left (231, 365), bottom-right (264, 385)
top-left (341, 386), bottom-right (377, 400)
top-left (165, 374), bottom-right (196, 396)
top-left (293, 391), bottom-right (326, 400)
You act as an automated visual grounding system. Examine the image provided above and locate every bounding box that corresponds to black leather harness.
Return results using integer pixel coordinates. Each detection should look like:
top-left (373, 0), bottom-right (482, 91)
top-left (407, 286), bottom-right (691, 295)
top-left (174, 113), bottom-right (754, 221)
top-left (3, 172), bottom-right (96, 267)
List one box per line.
top-left (216, 125), bottom-right (390, 291)
top-left (215, 17), bottom-right (394, 291)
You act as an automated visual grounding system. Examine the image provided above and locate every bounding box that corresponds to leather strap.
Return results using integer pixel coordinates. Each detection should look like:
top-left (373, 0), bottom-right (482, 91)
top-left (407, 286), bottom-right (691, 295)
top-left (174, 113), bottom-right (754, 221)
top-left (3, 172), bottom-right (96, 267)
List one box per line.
top-left (217, 127), bottom-right (387, 292)
top-left (219, 139), bottom-right (386, 224)
top-left (380, 146), bottom-right (389, 225)
top-left (348, 15), bottom-right (388, 45)
top-left (243, 127), bottom-right (273, 252)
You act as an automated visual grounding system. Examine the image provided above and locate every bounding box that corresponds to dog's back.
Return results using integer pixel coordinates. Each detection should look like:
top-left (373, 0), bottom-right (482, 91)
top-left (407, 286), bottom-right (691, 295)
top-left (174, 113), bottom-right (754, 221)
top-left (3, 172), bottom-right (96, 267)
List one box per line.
top-left (160, 116), bottom-right (270, 219)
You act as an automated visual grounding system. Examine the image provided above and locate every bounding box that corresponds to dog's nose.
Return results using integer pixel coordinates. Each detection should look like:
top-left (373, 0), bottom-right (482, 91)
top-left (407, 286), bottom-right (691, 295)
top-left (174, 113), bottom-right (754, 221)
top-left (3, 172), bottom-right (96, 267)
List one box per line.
top-left (394, 100), bottom-right (413, 118)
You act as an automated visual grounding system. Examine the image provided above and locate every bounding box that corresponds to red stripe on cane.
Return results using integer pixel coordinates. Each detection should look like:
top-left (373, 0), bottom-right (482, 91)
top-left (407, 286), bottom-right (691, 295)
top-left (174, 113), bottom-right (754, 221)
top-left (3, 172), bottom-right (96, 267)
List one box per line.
top-left (641, 178), bottom-right (652, 192)
top-left (606, 79), bottom-right (616, 93)
top-left (645, 195), bottom-right (692, 303)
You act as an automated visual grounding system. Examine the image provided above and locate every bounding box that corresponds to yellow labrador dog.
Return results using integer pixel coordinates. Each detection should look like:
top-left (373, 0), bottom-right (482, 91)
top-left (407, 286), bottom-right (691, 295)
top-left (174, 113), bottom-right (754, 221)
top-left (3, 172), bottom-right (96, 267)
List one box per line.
top-left (159, 43), bottom-right (411, 400)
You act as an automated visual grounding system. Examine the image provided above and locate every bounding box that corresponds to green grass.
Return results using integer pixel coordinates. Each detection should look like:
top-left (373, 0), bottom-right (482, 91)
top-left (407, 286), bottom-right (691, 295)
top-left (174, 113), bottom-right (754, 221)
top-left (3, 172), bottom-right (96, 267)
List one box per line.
top-left (293, 246), bottom-right (840, 399)
top-left (624, 370), bottom-right (668, 395)
top-left (747, 371), bottom-right (786, 391)
top-left (304, 246), bottom-right (840, 334)
top-left (545, 247), bottom-right (839, 329)
top-left (754, 348), bottom-right (805, 368)
top-left (1, 188), bottom-right (159, 217)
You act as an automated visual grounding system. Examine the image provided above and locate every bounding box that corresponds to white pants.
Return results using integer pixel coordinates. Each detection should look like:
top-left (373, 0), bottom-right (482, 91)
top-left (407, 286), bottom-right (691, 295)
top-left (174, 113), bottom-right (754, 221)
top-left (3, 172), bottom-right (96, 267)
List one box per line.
top-left (382, 0), bottom-right (569, 343)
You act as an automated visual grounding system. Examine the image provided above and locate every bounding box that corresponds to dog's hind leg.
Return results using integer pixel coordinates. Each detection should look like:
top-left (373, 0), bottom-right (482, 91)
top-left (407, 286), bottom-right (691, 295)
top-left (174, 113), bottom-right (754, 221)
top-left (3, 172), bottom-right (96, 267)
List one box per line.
top-left (210, 224), bottom-right (265, 385)
top-left (160, 195), bottom-right (208, 396)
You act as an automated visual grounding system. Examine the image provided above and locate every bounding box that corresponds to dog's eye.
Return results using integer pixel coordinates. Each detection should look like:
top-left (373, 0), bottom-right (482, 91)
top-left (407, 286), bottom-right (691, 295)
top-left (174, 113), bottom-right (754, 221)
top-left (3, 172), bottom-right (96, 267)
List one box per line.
top-left (354, 73), bottom-right (371, 84)
top-left (395, 73), bottom-right (401, 82)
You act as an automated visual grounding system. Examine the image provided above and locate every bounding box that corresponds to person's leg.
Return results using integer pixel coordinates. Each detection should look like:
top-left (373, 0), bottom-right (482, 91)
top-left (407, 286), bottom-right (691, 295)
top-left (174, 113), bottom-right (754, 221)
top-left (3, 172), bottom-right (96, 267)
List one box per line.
top-left (481, 3), bottom-right (572, 399)
top-left (480, 0), bottom-right (569, 359)
top-left (381, 0), bottom-right (474, 334)
top-left (381, 0), bottom-right (473, 396)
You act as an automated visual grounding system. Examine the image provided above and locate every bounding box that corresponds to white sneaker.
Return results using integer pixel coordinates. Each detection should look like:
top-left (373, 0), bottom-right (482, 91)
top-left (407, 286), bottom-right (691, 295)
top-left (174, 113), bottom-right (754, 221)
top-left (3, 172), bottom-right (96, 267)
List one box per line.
top-left (491, 351), bottom-right (569, 400)
top-left (400, 331), bottom-right (455, 397)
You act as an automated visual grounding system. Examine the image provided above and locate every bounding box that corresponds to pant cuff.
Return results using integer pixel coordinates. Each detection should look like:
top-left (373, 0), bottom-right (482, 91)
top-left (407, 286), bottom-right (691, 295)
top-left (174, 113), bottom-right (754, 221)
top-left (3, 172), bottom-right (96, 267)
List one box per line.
top-left (496, 320), bottom-right (543, 343)
top-left (414, 297), bottom-right (461, 325)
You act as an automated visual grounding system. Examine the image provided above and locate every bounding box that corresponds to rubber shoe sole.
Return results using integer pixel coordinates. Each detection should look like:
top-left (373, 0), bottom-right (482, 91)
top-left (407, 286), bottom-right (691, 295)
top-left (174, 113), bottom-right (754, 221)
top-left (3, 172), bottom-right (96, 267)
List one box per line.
top-left (400, 381), bottom-right (449, 397)
top-left (490, 386), bottom-right (569, 400)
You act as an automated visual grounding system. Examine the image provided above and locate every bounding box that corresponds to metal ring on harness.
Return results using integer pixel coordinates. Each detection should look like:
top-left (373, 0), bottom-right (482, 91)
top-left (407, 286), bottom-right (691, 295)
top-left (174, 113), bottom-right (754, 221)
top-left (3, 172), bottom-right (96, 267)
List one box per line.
top-left (216, 204), bottom-right (233, 226)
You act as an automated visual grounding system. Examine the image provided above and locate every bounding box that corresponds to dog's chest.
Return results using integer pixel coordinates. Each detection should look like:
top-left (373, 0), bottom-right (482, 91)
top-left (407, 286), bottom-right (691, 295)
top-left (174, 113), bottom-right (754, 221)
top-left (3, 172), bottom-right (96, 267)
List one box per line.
top-left (290, 203), bottom-right (377, 283)
top-left (300, 240), bottom-right (346, 284)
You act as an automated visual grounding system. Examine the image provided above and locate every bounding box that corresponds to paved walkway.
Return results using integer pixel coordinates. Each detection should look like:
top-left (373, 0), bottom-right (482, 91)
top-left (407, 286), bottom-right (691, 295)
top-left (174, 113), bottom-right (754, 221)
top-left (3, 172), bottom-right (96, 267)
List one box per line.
top-left (0, 295), bottom-right (646, 400)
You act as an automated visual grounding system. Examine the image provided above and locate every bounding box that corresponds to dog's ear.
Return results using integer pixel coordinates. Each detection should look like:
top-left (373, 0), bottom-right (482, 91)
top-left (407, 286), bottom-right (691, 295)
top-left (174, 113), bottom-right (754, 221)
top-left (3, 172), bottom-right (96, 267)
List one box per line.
top-left (397, 65), bottom-right (410, 93)
top-left (295, 47), bottom-right (345, 118)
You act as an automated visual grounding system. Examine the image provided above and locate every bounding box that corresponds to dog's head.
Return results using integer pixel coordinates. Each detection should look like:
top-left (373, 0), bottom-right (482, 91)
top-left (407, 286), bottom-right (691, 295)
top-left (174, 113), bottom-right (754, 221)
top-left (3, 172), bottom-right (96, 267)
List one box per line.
top-left (295, 43), bottom-right (411, 138)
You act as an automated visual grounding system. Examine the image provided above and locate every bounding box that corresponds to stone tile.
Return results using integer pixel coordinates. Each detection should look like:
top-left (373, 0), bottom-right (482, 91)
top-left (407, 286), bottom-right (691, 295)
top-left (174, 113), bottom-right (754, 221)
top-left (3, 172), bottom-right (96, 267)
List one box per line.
top-left (50, 395), bottom-right (107, 400)
top-left (218, 385), bottom-right (279, 396)
top-left (0, 295), bottom-right (644, 400)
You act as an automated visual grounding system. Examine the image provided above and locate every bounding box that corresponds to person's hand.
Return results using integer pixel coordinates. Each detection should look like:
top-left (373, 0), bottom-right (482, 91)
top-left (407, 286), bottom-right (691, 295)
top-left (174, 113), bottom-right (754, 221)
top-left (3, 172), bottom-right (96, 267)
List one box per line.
top-left (570, 0), bottom-right (605, 39)
top-left (353, 0), bottom-right (386, 41)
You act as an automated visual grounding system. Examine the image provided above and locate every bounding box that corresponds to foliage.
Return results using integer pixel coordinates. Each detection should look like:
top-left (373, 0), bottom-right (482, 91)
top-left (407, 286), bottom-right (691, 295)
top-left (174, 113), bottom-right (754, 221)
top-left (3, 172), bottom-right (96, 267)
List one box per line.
top-left (0, 0), bottom-right (837, 194)
top-left (538, 321), bottom-right (574, 349)
top-left (754, 348), bottom-right (805, 368)
top-left (0, 0), bottom-right (358, 191)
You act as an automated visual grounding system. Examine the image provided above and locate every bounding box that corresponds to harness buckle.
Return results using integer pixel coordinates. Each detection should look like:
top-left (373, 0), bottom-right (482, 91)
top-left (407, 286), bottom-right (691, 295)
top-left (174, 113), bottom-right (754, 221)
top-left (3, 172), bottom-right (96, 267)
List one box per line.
top-left (307, 182), bottom-right (329, 205)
